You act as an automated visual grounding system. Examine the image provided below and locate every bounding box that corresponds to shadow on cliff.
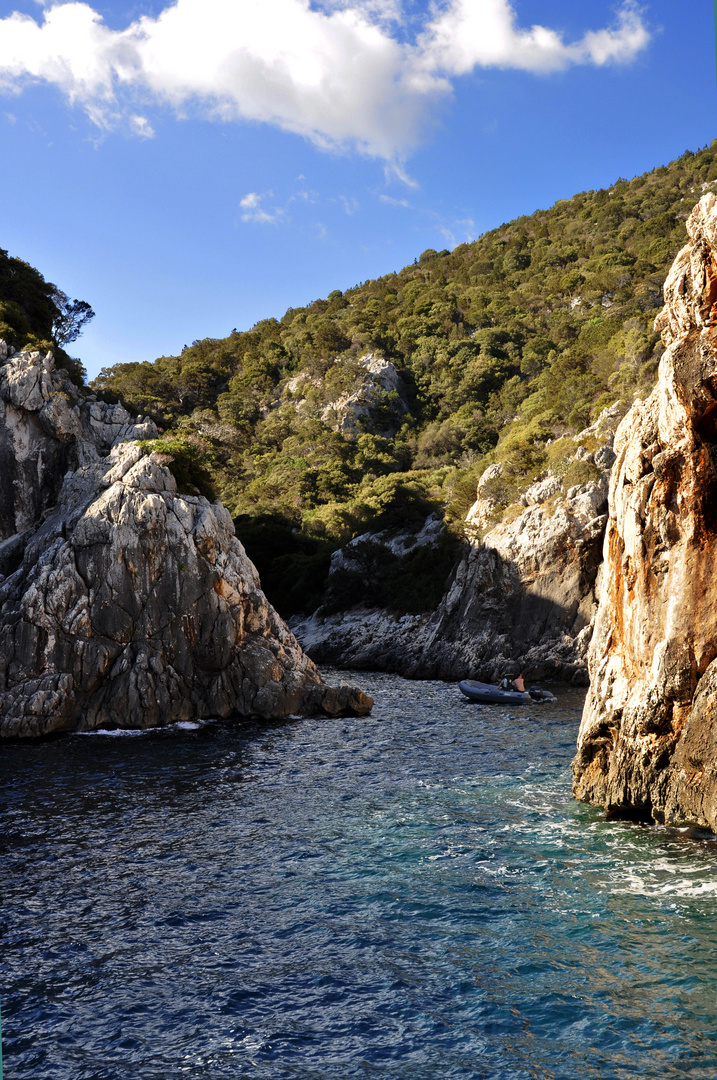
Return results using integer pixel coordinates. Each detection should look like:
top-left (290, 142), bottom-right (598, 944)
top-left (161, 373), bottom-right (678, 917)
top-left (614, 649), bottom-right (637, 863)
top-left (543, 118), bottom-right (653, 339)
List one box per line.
top-left (303, 535), bottom-right (602, 686)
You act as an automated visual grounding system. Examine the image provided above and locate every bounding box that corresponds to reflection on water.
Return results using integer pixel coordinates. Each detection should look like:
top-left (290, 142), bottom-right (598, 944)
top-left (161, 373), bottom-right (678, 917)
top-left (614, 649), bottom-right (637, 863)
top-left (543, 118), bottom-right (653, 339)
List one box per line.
top-left (2, 671), bottom-right (717, 1078)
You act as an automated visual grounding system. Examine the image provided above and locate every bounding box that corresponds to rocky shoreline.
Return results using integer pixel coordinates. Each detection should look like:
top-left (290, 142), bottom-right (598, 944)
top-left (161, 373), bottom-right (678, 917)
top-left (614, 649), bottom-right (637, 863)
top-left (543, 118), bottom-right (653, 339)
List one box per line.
top-left (292, 406), bottom-right (622, 686)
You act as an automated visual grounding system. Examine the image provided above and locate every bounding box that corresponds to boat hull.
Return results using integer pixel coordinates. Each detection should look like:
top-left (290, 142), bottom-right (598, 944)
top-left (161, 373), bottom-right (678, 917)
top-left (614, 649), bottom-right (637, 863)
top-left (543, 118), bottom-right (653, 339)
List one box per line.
top-left (458, 680), bottom-right (556, 705)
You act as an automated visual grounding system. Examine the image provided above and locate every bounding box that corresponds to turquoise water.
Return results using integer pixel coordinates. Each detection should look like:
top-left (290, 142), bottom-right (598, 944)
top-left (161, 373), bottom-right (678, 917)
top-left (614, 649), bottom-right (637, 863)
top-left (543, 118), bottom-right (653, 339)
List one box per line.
top-left (2, 671), bottom-right (717, 1078)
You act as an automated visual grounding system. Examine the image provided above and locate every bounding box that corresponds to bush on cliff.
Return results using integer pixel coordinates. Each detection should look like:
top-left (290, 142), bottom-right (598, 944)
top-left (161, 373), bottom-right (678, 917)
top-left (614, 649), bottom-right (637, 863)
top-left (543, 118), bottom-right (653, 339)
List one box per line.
top-left (139, 434), bottom-right (217, 500)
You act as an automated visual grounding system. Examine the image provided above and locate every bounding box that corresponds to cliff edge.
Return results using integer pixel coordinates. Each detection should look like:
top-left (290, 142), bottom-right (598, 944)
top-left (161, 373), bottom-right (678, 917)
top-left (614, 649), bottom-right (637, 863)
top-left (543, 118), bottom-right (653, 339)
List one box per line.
top-left (573, 193), bottom-right (717, 828)
top-left (0, 346), bottom-right (371, 736)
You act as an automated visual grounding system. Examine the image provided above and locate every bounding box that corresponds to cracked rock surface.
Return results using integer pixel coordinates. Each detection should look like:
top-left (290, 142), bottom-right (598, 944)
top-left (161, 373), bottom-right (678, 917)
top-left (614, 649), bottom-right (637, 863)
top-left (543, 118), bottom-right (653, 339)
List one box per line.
top-left (0, 346), bottom-right (371, 736)
top-left (572, 194), bottom-right (717, 829)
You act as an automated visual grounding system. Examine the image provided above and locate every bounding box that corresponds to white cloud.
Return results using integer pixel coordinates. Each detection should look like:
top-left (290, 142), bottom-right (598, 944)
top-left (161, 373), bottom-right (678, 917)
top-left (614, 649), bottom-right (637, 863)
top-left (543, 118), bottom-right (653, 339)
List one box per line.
top-left (0, 0), bottom-right (650, 160)
top-left (418, 0), bottom-right (649, 75)
top-left (380, 193), bottom-right (410, 207)
top-left (129, 113), bottom-right (154, 138)
top-left (240, 190), bottom-right (285, 223)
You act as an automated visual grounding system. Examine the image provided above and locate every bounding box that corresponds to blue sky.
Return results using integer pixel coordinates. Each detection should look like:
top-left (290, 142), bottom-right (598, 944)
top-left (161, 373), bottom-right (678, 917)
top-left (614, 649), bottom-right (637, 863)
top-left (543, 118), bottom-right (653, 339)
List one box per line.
top-left (0, 0), bottom-right (713, 378)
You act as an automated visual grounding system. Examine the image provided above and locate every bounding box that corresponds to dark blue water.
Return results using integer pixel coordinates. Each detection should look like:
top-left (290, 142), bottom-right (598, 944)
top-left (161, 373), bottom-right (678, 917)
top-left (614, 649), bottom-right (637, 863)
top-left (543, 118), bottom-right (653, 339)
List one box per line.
top-left (2, 672), bottom-right (717, 1079)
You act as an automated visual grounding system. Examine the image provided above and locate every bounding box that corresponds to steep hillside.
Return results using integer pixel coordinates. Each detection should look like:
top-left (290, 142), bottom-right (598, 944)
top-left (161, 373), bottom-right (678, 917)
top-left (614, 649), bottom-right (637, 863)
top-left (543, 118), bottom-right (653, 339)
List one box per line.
top-left (93, 142), bottom-right (717, 616)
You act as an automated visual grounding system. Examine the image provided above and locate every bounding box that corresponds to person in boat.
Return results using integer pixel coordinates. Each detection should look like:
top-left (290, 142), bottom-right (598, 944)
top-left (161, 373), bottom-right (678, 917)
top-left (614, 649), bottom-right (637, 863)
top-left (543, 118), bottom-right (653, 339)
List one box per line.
top-left (497, 673), bottom-right (526, 692)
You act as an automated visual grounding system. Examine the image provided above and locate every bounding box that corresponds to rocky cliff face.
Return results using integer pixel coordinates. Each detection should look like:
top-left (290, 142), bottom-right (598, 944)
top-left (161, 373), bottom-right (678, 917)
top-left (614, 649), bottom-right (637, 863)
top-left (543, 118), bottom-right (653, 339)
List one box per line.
top-left (573, 193), bottom-right (717, 829)
top-left (293, 409), bottom-right (620, 683)
top-left (0, 346), bottom-right (371, 737)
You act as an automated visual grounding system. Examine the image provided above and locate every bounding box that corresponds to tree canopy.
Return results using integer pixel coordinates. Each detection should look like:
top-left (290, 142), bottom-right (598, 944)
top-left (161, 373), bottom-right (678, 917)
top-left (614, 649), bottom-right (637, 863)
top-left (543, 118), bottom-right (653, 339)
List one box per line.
top-left (0, 249), bottom-right (94, 384)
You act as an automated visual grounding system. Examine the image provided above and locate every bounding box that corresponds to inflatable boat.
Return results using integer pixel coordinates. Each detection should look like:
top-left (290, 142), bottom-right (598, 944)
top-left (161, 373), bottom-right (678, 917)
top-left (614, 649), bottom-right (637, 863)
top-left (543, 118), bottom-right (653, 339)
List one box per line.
top-left (458, 680), bottom-right (556, 705)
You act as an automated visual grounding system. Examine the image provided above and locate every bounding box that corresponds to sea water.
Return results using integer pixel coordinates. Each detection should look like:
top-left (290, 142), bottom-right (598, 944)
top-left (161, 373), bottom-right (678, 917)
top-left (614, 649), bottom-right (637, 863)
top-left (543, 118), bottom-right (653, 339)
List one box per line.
top-left (2, 671), bottom-right (717, 1079)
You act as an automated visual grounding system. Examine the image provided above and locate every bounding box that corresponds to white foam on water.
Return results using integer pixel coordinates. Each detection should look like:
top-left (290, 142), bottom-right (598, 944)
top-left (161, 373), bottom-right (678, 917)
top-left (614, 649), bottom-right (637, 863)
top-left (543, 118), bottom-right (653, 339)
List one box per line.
top-left (608, 867), bottom-right (717, 899)
top-left (426, 844), bottom-right (472, 862)
top-left (75, 717), bottom-right (214, 737)
top-left (75, 728), bottom-right (147, 737)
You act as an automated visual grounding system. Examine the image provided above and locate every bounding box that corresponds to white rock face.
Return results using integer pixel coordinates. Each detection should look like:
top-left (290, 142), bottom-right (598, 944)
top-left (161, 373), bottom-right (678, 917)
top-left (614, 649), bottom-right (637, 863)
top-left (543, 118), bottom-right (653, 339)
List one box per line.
top-left (522, 474), bottom-right (563, 506)
top-left (465, 463), bottom-right (504, 532)
top-left (0, 346), bottom-right (372, 737)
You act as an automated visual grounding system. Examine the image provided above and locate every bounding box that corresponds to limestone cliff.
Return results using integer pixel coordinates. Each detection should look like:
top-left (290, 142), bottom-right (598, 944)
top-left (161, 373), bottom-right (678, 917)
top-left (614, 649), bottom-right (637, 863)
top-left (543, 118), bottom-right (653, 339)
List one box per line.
top-left (573, 193), bottom-right (717, 829)
top-left (293, 409), bottom-right (620, 683)
top-left (0, 346), bottom-right (371, 737)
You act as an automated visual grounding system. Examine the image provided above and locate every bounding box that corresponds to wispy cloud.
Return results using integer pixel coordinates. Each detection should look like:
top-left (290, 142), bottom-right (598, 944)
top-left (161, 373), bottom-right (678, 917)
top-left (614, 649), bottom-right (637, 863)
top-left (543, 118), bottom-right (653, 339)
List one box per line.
top-left (129, 114), bottom-right (154, 138)
top-left (239, 191), bottom-right (285, 224)
top-left (0, 1), bottom-right (650, 161)
top-left (380, 194), bottom-right (410, 208)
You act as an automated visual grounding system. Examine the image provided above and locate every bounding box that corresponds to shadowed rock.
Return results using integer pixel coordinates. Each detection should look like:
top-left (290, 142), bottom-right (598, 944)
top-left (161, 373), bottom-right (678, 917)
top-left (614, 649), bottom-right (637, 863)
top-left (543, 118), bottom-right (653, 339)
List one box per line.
top-left (0, 346), bottom-right (371, 736)
top-left (573, 194), bottom-right (717, 829)
top-left (293, 411), bottom-right (620, 685)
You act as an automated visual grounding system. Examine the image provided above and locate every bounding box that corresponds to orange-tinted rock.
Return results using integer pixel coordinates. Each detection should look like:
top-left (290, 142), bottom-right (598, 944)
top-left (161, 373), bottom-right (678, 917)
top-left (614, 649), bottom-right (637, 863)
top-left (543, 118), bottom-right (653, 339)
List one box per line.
top-left (572, 194), bottom-right (717, 828)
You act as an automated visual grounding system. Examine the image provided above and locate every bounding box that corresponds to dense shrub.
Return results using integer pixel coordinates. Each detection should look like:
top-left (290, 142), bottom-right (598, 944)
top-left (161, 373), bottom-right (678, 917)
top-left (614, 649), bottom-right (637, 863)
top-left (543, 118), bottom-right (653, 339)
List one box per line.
top-left (139, 434), bottom-right (217, 500)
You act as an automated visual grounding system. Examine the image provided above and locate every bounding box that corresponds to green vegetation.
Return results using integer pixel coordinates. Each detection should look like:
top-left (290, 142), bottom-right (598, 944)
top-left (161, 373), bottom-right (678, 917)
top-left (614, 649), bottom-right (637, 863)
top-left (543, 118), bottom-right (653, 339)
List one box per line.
top-left (0, 247), bottom-right (94, 385)
top-left (321, 532), bottom-right (460, 617)
top-left (92, 142), bottom-right (717, 614)
top-left (138, 434), bottom-right (217, 500)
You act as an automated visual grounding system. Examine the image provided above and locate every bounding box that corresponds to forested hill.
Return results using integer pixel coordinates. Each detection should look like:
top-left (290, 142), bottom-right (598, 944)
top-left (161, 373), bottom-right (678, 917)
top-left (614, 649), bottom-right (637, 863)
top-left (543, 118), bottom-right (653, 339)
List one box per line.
top-left (92, 141), bottom-right (717, 614)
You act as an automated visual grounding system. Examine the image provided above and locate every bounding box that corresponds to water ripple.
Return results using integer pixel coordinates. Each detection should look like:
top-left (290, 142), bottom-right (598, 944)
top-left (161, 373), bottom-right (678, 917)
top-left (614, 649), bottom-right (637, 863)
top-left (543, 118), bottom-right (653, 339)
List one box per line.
top-left (2, 671), bottom-right (717, 1077)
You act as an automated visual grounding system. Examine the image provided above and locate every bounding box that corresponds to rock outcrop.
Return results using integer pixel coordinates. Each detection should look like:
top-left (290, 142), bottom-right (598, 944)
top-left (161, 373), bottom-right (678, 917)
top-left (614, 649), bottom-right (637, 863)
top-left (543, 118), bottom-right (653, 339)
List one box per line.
top-left (293, 410), bottom-right (621, 683)
top-left (320, 353), bottom-right (406, 435)
top-left (573, 193), bottom-right (717, 829)
top-left (0, 346), bottom-right (371, 737)
top-left (281, 352), bottom-right (406, 437)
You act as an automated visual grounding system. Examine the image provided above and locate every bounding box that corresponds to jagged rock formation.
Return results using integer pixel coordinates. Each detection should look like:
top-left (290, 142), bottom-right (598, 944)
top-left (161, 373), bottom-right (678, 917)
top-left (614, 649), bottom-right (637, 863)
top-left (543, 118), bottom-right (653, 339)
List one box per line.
top-left (293, 409), bottom-right (621, 683)
top-left (0, 346), bottom-right (371, 737)
top-left (573, 193), bottom-right (717, 829)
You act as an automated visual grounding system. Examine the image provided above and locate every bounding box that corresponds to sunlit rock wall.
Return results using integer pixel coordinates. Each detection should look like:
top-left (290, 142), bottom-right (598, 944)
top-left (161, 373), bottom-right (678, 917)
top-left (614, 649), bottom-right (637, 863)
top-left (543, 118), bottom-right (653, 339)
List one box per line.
top-left (573, 194), bottom-right (717, 829)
